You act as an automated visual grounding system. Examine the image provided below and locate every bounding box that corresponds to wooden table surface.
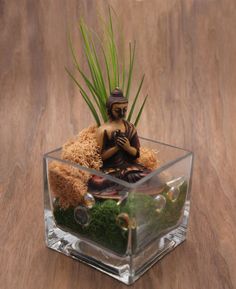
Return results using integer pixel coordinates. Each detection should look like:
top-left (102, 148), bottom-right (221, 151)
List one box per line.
top-left (1, 0), bottom-right (236, 288)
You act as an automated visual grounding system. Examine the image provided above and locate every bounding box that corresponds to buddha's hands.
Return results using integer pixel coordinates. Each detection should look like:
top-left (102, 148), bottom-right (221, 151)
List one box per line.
top-left (116, 136), bottom-right (139, 158)
top-left (116, 136), bottom-right (131, 151)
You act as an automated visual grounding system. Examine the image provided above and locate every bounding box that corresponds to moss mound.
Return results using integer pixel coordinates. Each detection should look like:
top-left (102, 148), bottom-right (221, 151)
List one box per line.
top-left (54, 199), bottom-right (128, 254)
top-left (54, 182), bottom-right (188, 255)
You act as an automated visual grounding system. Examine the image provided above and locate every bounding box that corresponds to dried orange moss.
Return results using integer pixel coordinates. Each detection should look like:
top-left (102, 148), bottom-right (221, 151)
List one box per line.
top-left (49, 124), bottom-right (160, 208)
top-left (49, 161), bottom-right (89, 208)
top-left (49, 125), bottom-right (102, 208)
top-left (61, 125), bottom-right (103, 170)
top-left (138, 147), bottom-right (160, 170)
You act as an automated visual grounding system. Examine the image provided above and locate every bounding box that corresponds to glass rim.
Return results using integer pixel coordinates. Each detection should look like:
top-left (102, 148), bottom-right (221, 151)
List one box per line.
top-left (44, 136), bottom-right (193, 189)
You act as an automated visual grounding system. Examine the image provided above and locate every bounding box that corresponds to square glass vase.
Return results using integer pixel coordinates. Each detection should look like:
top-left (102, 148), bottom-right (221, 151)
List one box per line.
top-left (43, 137), bottom-right (193, 285)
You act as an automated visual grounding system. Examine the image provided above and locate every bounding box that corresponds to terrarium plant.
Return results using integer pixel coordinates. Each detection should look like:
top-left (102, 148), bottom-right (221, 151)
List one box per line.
top-left (44, 6), bottom-right (193, 285)
top-left (66, 7), bottom-right (147, 127)
top-left (48, 8), bottom-right (188, 254)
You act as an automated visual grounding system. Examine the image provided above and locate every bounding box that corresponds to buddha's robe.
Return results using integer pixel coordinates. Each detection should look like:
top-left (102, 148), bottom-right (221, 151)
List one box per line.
top-left (88, 120), bottom-right (151, 192)
top-left (101, 120), bottom-right (149, 183)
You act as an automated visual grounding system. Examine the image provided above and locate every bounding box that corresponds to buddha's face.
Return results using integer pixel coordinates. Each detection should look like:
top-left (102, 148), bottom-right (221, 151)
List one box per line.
top-left (111, 102), bottom-right (128, 120)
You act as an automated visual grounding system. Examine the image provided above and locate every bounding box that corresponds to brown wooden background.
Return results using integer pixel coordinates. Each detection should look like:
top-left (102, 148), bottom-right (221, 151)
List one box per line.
top-left (1, 0), bottom-right (236, 288)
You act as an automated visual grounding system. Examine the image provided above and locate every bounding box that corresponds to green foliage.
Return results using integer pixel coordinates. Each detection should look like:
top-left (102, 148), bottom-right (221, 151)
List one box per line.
top-left (123, 182), bottom-right (188, 237)
top-left (53, 182), bottom-right (188, 255)
top-left (66, 7), bottom-right (148, 126)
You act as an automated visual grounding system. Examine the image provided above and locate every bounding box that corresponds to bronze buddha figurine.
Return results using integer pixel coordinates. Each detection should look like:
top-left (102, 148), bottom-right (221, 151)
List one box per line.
top-left (89, 88), bottom-right (151, 191)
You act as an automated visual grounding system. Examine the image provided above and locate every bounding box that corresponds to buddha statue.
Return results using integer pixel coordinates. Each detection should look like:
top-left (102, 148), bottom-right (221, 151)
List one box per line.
top-left (88, 88), bottom-right (151, 191)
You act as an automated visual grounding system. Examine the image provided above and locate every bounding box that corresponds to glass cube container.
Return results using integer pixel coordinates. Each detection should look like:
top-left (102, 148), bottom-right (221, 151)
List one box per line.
top-left (43, 137), bottom-right (193, 285)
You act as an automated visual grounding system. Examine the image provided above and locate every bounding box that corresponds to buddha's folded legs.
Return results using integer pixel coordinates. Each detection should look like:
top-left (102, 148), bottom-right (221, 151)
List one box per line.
top-left (88, 167), bottom-right (151, 192)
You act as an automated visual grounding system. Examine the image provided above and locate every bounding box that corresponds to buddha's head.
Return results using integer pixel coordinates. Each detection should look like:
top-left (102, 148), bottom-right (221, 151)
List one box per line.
top-left (106, 88), bottom-right (128, 120)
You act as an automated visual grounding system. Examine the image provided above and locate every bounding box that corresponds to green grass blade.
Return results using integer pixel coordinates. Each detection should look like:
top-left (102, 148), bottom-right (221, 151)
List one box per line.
top-left (110, 5), bottom-right (123, 89)
top-left (65, 68), bottom-right (101, 126)
top-left (121, 34), bottom-right (126, 91)
top-left (108, 6), bottom-right (114, 37)
top-left (80, 89), bottom-right (101, 126)
top-left (90, 39), bottom-right (108, 102)
top-left (122, 64), bottom-right (126, 92)
top-left (80, 70), bottom-right (108, 121)
top-left (68, 33), bottom-right (80, 68)
top-left (79, 21), bottom-right (99, 88)
top-left (68, 33), bottom-right (106, 117)
top-left (121, 41), bottom-right (126, 91)
top-left (80, 21), bottom-right (108, 104)
top-left (134, 94), bottom-right (148, 127)
top-left (109, 42), bottom-right (117, 90)
top-left (67, 33), bottom-right (108, 121)
top-left (68, 32), bottom-right (97, 97)
top-left (89, 26), bottom-right (112, 95)
top-left (101, 45), bottom-right (112, 94)
top-left (127, 74), bottom-right (145, 122)
top-left (125, 41), bottom-right (136, 99)
top-left (105, 7), bottom-right (120, 91)
top-left (80, 21), bottom-right (106, 101)
top-left (98, 6), bottom-right (120, 92)
top-left (79, 21), bottom-right (109, 122)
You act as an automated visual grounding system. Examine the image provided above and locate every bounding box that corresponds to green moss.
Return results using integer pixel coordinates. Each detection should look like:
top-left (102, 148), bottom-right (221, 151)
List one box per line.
top-left (53, 182), bottom-right (188, 255)
top-left (54, 199), bottom-right (128, 254)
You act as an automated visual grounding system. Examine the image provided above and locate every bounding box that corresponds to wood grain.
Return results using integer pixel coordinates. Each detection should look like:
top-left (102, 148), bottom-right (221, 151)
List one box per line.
top-left (1, 0), bottom-right (236, 288)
